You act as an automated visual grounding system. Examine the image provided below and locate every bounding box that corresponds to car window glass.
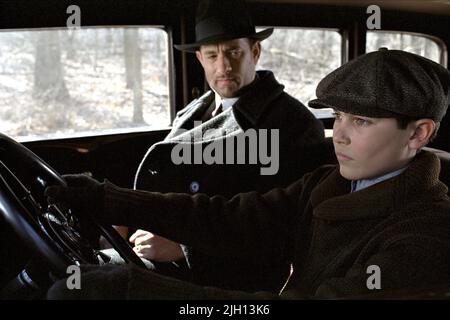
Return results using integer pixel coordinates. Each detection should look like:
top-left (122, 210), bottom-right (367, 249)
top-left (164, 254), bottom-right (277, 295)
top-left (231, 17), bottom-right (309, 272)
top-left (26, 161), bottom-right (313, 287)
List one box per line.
top-left (257, 27), bottom-right (342, 119)
top-left (367, 31), bottom-right (445, 65)
top-left (0, 27), bottom-right (170, 142)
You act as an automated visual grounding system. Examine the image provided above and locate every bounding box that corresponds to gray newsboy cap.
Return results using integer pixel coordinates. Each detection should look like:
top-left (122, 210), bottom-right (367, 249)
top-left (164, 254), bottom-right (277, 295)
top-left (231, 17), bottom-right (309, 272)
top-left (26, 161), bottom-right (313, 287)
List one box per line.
top-left (309, 48), bottom-right (450, 122)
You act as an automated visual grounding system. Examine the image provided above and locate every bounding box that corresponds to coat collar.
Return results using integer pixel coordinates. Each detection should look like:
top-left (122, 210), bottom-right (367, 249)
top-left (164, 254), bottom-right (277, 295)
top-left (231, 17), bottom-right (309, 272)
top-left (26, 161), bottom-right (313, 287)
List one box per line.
top-left (232, 70), bottom-right (285, 127)
top-left (186, 91), bottom-right (216, 125)
top-left (164, 91), bottom-right (215, 140)
top-left (171, 70), bottom-right (284, 134)
top-left (310, 151), bottom-right (447, 221)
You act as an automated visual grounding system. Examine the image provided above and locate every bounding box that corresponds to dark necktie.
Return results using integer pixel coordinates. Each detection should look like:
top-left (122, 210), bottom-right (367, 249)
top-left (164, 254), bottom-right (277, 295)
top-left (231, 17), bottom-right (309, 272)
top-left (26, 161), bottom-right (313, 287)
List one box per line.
top-left (212, 103), bottom-right (223, 117)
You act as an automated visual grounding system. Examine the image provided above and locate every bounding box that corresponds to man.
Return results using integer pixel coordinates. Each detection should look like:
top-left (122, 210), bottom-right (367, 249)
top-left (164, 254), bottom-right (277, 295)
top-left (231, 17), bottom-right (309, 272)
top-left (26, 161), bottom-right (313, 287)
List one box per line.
top-left (47, 49), bottom-right (450, 299)
top-left (118, 0), bottom-right (327, 292)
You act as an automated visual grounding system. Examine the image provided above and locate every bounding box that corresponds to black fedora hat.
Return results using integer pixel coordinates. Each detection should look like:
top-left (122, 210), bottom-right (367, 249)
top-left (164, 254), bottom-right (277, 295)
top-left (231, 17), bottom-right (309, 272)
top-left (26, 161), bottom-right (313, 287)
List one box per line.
top-left (174, 0), bottom-right (274, 52)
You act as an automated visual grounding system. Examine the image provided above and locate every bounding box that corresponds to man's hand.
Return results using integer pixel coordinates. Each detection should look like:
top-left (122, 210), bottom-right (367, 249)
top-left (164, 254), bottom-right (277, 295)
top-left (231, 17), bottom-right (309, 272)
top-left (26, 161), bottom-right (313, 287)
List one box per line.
top-left (129, 229), bottom-right (184, 262)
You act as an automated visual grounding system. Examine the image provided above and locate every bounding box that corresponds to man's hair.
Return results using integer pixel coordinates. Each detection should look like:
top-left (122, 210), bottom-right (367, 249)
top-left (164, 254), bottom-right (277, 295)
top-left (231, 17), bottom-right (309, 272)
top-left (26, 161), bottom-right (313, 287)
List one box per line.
top-left (247, 38), bottom-right (258, 48)
top-left (394, 114), bottom-right (440, 143)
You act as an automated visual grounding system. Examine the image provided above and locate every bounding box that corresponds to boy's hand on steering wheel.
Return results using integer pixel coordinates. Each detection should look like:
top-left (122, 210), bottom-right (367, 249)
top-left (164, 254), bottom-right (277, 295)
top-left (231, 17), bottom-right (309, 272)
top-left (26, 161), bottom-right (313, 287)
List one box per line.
top-left (45, 174), bottom-right (105, 220)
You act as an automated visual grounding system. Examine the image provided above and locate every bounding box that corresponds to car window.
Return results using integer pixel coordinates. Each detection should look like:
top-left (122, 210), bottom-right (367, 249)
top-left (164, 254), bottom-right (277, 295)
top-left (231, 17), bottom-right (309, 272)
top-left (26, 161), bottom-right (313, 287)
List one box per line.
top-left (257, 27), bottom-right (342, 119)
top-left (366, 31), bottom-right (446, 66)
top-left (0, 27), bottom-right (170, 142)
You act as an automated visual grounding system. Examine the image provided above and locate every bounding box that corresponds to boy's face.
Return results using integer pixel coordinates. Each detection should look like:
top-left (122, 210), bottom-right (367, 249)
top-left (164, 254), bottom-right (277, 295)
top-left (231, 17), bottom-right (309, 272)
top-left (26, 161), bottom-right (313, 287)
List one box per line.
top-left (332, 111), bottom-right (416, 180)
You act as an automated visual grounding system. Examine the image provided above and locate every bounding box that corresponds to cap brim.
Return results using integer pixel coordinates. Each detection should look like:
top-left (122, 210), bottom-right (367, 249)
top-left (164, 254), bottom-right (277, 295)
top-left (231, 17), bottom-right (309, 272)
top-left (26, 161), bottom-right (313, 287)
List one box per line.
top-left (308, 98), bottom-right (399, 118)
top-left (174, 27), bottom-right (274, 53)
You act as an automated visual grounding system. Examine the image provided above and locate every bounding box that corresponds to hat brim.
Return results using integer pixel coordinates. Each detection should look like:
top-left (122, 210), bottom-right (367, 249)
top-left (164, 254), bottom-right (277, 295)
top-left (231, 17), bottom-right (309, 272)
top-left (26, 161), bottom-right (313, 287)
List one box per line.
top-left (174, 27), bottom-right (274, 52)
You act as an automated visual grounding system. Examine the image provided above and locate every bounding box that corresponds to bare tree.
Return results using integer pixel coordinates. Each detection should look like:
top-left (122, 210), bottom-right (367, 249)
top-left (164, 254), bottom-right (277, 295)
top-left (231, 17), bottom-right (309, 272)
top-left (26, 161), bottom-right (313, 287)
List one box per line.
top-left (124, 28), bottom-right (144, 123)
top-left (33, 31), bottom-right (69, 102)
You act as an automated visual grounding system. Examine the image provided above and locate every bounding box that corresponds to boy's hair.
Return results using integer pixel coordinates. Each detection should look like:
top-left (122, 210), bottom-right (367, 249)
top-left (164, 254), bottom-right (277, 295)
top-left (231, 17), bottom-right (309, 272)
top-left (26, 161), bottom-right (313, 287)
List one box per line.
top-left (394, 114), bottom-right (440, 143)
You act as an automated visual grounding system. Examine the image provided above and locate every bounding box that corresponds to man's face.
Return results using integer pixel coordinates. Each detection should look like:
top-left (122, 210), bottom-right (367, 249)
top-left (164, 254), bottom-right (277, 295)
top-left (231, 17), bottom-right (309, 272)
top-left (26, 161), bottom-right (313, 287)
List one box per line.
top-left (196, 38), bottom-right (261, 98)
top-left (332, 111), bottom-right (416, 180)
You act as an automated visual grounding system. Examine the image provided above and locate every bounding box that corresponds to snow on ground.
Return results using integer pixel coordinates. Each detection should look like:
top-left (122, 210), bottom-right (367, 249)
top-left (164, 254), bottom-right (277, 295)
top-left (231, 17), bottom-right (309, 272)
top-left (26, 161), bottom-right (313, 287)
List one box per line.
top-left (1, 50), bottom-right (170, 140)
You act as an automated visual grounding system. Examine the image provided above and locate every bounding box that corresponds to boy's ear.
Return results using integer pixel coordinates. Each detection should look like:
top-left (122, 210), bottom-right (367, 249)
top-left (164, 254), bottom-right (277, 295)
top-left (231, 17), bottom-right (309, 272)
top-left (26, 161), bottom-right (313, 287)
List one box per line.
top-left (408, 119), bottom-right (436, 150)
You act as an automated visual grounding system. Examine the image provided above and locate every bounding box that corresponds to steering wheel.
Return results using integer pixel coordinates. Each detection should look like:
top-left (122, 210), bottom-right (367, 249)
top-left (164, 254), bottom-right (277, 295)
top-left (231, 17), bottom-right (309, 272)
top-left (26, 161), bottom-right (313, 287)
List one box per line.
top-left (0, 133), bottom-right (146, 283)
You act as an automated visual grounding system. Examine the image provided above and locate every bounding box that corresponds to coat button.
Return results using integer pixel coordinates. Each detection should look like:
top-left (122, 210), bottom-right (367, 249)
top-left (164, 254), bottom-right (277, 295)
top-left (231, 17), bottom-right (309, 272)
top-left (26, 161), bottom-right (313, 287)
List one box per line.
top-left (190, 181), bottom-right (200, 193)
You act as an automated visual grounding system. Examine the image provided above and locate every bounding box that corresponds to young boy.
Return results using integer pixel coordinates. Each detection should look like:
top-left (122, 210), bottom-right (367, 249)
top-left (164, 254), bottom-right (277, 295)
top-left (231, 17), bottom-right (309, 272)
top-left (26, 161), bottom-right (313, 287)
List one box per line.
top-left (46, 48), bottom-right (450, 299)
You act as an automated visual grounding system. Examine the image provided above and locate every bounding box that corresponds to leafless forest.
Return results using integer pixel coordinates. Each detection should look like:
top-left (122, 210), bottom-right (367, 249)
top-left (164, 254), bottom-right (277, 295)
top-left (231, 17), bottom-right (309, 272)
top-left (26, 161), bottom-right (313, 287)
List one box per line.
top-left (0, 27), bottom-right (441, 140)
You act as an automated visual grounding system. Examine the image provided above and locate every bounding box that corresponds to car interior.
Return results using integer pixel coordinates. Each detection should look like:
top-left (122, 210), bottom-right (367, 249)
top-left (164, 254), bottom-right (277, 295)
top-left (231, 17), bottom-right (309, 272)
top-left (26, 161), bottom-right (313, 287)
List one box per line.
top-left (1, 0), bottom-right (450, 299)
